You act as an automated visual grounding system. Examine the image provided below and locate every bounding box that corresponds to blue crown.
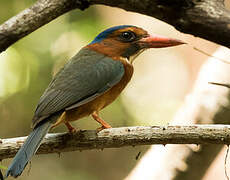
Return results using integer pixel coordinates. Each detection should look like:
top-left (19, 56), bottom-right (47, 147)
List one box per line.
top-left (90, 25), bottom-right (135, 44)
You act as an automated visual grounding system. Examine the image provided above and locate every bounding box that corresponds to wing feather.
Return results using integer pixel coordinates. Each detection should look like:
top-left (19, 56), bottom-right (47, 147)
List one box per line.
top-left (32, 48), bottom-right (125, 127)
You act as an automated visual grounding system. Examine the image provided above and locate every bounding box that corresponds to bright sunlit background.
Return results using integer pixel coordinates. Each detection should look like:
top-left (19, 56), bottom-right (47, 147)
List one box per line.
top-left (0, 1), bottom-right (220, 180)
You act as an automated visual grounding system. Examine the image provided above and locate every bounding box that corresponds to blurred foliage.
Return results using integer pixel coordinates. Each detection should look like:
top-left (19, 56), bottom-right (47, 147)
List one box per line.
top-left (0, 165), bottom-right (7, 170)
top-left (0, 1), bottom-right (145, 180)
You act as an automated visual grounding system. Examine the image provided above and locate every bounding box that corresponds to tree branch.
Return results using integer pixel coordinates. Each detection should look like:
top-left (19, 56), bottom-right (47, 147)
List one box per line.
top-left (0, 0), bottom-right (230, 53)
top-left (1, 125), bottom-right (230, 160)
top-left (93, 0), bottom-right (230, 47)
top-left (0, 0), bottom-right (89, 53)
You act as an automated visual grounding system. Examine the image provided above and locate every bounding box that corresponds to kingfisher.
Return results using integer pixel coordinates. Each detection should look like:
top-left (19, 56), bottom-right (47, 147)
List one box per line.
top-left (4, 25), bottom-right (185, 178)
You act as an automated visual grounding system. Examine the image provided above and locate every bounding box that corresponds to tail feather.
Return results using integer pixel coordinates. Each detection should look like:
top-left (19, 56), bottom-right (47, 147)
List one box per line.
top-left (5, 121), bottom-right (52, 178)
top-left (5, 114), bottom-right (59, 178)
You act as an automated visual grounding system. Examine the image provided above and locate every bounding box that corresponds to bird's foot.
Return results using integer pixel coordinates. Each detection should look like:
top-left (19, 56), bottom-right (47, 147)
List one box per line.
top-left (96, 126), bottom-right (104, 133)
top-left (92, 111), bottom-right (112, 133)
top-left (65, 122), bottom-right (77, 133)
top-left (96, 125), bottom-right (112, 133)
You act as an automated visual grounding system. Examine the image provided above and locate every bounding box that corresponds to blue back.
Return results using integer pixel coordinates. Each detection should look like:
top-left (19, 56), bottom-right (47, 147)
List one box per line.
top-left (90, 25), bottom-right (135, 44)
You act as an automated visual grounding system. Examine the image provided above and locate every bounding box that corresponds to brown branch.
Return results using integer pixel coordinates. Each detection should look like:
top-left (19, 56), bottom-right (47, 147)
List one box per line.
top-left (93, 0), bottom-right (230, 47)
top-left (0, 0), bottom-right (230, 53)
top-left (1, 125), bottom-right (230, 160)
top-left (0, 0), bottom-right (89, 53)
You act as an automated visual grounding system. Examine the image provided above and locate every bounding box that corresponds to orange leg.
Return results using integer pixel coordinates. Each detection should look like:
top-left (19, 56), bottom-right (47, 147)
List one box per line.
top-left (65, 122), bottom-right (77, 133)
top-left (92, 111), bottom-right (112, 132)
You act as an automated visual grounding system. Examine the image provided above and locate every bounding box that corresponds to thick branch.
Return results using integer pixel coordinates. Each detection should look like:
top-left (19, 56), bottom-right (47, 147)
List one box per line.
top-left (1, 125), bottom-right (230, 160)
top-left (93, 0), bottom-right (230, 47)
top-left (0, 0), bottom-right (89, 52)
top-left (0, 0), bottom-right (230, 53)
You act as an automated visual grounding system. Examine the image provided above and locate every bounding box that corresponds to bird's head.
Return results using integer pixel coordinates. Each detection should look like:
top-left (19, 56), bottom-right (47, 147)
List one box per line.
top-left (87, 25), bottom-right (185, 63)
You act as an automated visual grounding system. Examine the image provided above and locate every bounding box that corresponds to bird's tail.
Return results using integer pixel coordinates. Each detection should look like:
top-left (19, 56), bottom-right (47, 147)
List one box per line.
top-left (5, 114), bottom-right (59, 178)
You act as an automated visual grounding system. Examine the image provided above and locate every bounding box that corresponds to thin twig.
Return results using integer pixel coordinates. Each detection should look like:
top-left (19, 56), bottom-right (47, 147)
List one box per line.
top-left (193, 47), bottom-right (230, 64)
top-left (225, 145), bottom-right (230, 180)
top-left (209, 82), bottom-right (230, 88)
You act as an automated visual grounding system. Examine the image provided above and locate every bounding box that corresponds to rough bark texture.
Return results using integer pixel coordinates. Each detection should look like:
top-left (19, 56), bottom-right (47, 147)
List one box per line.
top-left (92, 0), bottom-right (230, 47)
top-left (1, 125), bottom-right (230, 160)
top-left (126, 47), bottom-right (230, 180)
top-left (0, 0), bottom-right (230, 53)
top-left (0, 0), bottom-right (89, 52)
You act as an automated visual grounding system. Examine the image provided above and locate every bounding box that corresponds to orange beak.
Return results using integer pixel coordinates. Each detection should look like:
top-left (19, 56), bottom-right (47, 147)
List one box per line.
top-left (140, 34), bottom-right (186, 48)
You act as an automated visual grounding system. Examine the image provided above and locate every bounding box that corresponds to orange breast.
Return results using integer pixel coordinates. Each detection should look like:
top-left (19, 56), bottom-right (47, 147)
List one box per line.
top-left (54, 58), bottom-right (134, 126)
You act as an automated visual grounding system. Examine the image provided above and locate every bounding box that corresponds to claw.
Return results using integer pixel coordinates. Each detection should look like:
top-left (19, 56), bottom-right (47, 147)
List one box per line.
top-left (96, 126), bottom-right (107, 133)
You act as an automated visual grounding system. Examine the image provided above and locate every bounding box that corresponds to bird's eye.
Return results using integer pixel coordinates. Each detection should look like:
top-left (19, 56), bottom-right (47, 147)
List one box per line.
top-left (120, 31), bottom-right (136, 42)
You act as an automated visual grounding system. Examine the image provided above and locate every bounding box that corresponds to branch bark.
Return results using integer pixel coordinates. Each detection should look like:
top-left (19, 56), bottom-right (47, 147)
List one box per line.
top-left (1, 125), bottom-right (230, 160)
top-left (0, 0), bottom-right (89, 53)
top-left (0, 0), bottom-right (230, 53)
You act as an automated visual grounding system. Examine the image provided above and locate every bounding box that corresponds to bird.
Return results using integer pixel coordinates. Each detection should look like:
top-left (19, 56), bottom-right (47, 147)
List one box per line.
top-left (4, 25), bottom-right (185, 178)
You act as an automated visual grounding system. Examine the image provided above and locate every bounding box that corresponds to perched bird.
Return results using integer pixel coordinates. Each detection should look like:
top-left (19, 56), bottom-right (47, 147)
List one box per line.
top-left (5, 25), bottom-right (185, 178)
